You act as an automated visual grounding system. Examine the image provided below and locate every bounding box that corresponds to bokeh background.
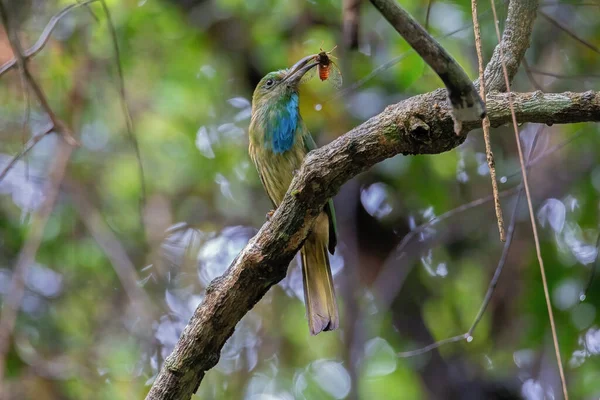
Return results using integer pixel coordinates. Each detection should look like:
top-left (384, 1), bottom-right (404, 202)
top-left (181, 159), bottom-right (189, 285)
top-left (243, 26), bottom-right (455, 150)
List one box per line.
top-left (1, 0), bottom-right (599, 399)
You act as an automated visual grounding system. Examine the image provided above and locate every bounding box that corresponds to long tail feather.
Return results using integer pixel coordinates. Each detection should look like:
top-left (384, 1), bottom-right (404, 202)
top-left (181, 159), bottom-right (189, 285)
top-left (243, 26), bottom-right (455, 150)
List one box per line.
top-left (301, 216), bottom-right (339, 335)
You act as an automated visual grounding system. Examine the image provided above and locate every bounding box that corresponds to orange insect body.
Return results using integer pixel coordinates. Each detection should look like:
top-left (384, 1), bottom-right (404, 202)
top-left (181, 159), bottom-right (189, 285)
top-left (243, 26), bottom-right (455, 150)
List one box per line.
top-left (313, 46), bottom-right (342, 88)
top-left (317, 51), bottom-right (331, 81)
top-left (301, 45), bottom-right (342, 89)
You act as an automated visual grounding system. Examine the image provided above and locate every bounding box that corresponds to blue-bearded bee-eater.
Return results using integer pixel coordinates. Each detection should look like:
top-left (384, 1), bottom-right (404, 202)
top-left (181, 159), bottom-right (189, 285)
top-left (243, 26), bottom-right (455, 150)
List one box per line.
top-left (248, 55), bottom-right (339, 335)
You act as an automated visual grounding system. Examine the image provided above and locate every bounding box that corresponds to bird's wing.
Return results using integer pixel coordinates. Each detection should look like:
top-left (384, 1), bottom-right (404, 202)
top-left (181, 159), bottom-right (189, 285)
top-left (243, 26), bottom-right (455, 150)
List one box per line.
top-left (303, 133), bottom-right (338, 254)
top-left (249, 144), bottom-right (278, 208)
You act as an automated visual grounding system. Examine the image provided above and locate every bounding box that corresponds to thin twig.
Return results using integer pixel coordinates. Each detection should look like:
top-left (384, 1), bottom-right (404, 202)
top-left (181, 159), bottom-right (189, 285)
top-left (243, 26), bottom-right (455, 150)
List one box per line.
top-left (490, 1), bottom-right (569, 398)
top-left (146, 87), bottom-right (600, 400)
top-left (369, 0), bottom-right (485, 133)
top-left (0, 1), bottom-right (99, 182)
top-left (20, 77), bottom-right (31, 183)
top-left (472, 0), bottom-right (505, 242)
top-left (540, 11), bottom-right (600, 55)
top-left (522, 58), bottom-right (545, 91)
top-left (0, 123), bottom-right (54, 182)
top-left (331, 6), bottom-right (496, 102)
top-left (0, 3), bottom-right (78, 147)
top-left (528, 68), bottom-right (600, 80)
top-left (79, 0), bottom-right (100, 22)
top-left (504, 128), bottom-right (587, 182)
top-left (396, 188), bottom-right (519, 259)
top-left (5, 0), bottom-right (31, 166)
top-left (398, 127), bottom-right (546, 358)
top-left (0, 6), bottom-right (81, 388)
top-left (10, 11), bottom-right (32, 182)
top-left (99, 0), bottom-right (147, 236)
top-left (361, 123), bottom-right (583, 314)
top-left (424, 0), bottom-right (434, 31)
top-left (540, 1), bottom-right (600, 6)
top-left (399, 334), bottom-right (470, 357)
top-left (581, 232), bottom-right (600, 302)
top-left (0, 0), bottom-right (99, 78)
top-left (398, 189), bottom-right (523, 357)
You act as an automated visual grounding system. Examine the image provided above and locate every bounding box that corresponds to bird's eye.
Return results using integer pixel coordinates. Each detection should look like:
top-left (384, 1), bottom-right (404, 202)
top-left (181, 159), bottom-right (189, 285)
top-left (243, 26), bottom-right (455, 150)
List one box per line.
top-left (265, 79), bottom-right (275, 88)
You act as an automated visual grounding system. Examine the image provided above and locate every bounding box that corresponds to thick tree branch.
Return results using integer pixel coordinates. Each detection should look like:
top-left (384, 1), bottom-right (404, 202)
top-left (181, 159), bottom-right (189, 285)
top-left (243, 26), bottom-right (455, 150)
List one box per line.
top-left (369, 0), bottom-right (485, 132)
top-left (483, 0), bottom-right (539, 91)
top-left (145, 89), bottom-right (600, 400)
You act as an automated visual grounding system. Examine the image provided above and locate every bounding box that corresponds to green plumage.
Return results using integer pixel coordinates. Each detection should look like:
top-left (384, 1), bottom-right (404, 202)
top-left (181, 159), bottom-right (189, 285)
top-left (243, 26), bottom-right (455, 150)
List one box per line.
top-left (249, 63), bottom-right (339, 335)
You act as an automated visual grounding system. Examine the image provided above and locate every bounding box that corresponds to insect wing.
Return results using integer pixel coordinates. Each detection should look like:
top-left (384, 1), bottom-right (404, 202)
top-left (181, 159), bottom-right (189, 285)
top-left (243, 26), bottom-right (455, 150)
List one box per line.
top-left (326, 61), bottom-right (343, 89)
top-left (300, 64), bottom-right (317, 84)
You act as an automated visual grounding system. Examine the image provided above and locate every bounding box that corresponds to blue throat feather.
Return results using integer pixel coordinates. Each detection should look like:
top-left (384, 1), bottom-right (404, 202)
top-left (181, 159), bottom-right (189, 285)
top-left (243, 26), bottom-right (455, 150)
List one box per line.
top-left (266, 92), bottom-right (299, 154)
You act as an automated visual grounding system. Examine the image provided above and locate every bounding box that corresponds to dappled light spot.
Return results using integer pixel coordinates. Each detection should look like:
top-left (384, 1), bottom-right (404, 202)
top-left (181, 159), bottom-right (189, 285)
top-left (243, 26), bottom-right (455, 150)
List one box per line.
top-left (195, 126), bottom-right (215, 158)
top-left (537, 198), bottom-right (566, 233)
top-left (217, 311), bottom-right (261, 374)
top-left (305, 360), bottom-right (352, 399)
top-left (363, 337), bottom-right (397, 377)
top-left (521, 379), bottom-right (548, 400)
top-left (569, 326), bottom-right (600, 368)
top-left (513, 349), bottom-right (536, 369)
top-left (197, 226), bottom-right (255, 287)
top-left (360, 182), bottom-right (393, 219)
top-left (552, 278), bottom-right (583, 310)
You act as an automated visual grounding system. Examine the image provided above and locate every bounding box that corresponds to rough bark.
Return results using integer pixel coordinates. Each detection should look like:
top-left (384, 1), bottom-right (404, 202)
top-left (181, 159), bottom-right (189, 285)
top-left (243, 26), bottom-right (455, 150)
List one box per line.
top-left (145, 89), bottom-right (600, 400)
top-left (370, 0), bottom-right (485, 128)
top-left (482, 0), bottom-right (539, 91)
top-left (145, 1), bottom-right (568, 398)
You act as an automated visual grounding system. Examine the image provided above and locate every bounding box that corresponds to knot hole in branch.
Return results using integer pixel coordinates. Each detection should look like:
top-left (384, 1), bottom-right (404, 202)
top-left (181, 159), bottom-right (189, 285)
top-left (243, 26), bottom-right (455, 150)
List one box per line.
top-left (408, 115), bottom-right (430, 137)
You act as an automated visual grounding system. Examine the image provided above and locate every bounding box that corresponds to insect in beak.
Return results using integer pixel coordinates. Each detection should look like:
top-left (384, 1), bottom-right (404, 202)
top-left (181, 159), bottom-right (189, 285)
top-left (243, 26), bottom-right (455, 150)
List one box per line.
top-left (283, 55), bottom-right (319, 86)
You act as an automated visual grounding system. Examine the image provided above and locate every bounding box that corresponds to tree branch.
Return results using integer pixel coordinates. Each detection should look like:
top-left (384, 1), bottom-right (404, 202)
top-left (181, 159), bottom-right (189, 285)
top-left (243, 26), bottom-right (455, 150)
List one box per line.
top-left (483, 0), bottom-right (539, 91)
top-left (0, 1), bottom-right (99, 78)
top-left (145, 89), bottom-right (600, 400)
top-left (369, 0), bottom-right (485, 133)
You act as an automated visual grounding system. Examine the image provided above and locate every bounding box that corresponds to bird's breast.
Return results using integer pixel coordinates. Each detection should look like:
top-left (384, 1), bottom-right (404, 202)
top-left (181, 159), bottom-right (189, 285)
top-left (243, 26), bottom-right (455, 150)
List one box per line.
top-left (250, 139), bottom-right (306, 206)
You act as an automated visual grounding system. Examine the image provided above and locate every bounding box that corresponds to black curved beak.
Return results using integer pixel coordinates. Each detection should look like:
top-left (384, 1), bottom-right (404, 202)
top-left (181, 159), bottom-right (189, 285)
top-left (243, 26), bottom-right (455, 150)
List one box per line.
top-left (282, 54), bottom-right (318, 86)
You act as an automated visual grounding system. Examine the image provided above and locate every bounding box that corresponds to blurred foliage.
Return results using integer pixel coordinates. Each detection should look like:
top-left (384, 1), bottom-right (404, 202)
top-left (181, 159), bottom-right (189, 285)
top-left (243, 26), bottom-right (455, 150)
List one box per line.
top-left (1, 0), bottom-right (600, 399)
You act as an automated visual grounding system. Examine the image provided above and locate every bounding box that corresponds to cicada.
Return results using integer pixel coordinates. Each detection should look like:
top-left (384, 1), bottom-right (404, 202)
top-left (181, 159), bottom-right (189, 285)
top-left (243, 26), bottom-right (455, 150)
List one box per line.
top-left (303, 46), bottom-right (343, 89)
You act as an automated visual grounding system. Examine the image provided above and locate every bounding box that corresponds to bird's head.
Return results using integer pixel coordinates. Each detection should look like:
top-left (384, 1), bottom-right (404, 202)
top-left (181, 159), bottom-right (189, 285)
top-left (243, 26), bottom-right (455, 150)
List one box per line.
top-left (251, 54), bottom-right (318, 110)
top-left (249, 55), bottom-right (318, 153)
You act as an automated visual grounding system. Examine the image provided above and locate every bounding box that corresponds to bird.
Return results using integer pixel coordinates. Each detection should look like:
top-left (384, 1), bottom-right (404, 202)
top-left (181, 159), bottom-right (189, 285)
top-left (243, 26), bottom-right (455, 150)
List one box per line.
top-left (248, 55), bottom-right (339, 335)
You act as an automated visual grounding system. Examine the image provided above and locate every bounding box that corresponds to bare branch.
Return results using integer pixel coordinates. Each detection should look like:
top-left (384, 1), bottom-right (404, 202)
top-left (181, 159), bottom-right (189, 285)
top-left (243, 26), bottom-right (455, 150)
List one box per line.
top-left (424, 0), bottom-right (434, 31)
top-left (483, 0), bottom-right (539, 91)
top-left (540, 11), bottom-right (600, 55)
top-left (397, 127), bottom-right (546, 358)
top-left (146, 88), bottom-right (600, 400)
top-left (522, 58), bottom-right (545, 91)
top-left (0, 6), bottom-right (82, 389)
top-left (472, 0), bottom-right (505, 241)
top-left (398, 189), bottom-right (522, 359)
top-left (581, 232), bottom-right (600, 302)
top-left (1, 1), bottom-right (146, 234)
top-left (528, 68), bottom-right (600, 80)
top-left (374, 125), bottom-right (586, 314)
top-left (369, 0), bottom-right (485, 133)
top-left (490, 1), bottom-right (569, 397)
top-left (98, 0), bottom-right (147, 234)
top-left (0, 2), bottom-right (78, 146)
top-left (0, 0), bottom-right (99, 78)
top-left (0, 124), bottom-right (54, 182)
